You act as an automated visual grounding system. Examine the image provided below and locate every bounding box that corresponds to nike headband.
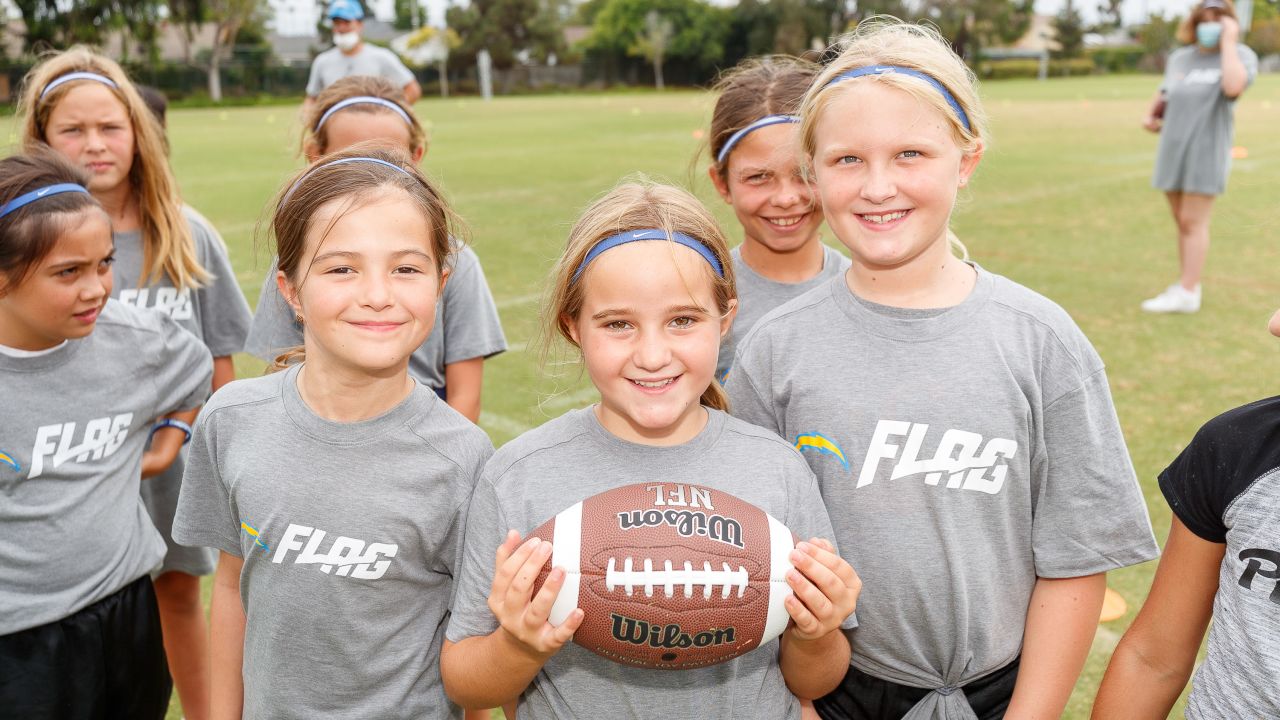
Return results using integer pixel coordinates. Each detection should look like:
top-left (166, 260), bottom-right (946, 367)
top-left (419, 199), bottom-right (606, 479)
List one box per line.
top-left (827, 65), bottom-right (971, 132)
top-left (573, 229), bottom-right (724, 283)
top-left (0, 183), bottom-right (91, 220)
top-left (716, 114), bottom-right (800, 165)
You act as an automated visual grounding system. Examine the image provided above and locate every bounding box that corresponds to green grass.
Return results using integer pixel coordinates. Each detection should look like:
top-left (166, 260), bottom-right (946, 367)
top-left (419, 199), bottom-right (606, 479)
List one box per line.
top-left (9, 73), bottom-right (1277, 718)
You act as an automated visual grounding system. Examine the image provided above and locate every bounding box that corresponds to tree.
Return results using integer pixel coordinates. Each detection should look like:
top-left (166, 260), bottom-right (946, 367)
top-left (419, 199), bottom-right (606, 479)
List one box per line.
top-left (446, 0), bottom-right (564, 70)
top-left (13, 0), bottom-right (112, 51)
top-left (1051, 0), bottom-right (1086, 59)
top-left (394, 0), bottom-right (426, 31)
top-left (584, 0), bottom-right (728, 83)
top-left (915, 0), bottom-right (1033, 63)
top-left (635, 10), bottom-right (672, 89)
top-left (202, 0), bottom-right (267, 101)
top-left (1094, 0), bottom-right (1123, 32)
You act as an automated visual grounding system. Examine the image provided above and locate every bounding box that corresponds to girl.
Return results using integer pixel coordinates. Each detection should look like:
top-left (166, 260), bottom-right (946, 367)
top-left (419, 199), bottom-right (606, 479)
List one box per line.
top-left (18, 47), bottom-right (253, 719)
top-left (440, 181), bottom-right (860, 719)
top-left (726, 21), bottom-right (1159, 720)
top-left (706, 56), bottom-right (850, 381)
top-left (173, 147), bottom-right (493, 719)
top-left (246, 75), bottom-right (507, 422)
top-left (1093, 310), bottom-right (1280, 716)
top-left (1140, 0), bottom-right (1256, 314)
top-left (0, 148), bottom-right (211, 718)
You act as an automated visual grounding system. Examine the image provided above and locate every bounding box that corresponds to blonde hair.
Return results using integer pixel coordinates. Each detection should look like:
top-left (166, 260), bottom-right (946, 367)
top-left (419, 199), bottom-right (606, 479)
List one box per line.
top-left (542, 180), bottom-right (736, 412)
top-left (17, 46), bottom-right (208, 290)
top-left (799, 19), bottom-right (983, 259)
top-left (302, 75), bottom-right (427, 159)
top-left (1177, 0), bottom-right (1237, 45)
top-left (267, 145), bottom-right (462, 372)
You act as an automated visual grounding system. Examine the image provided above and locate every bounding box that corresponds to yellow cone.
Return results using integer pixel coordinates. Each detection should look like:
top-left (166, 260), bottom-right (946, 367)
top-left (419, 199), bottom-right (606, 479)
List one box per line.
top-left (1100, 586), bottom-right (1127, 623)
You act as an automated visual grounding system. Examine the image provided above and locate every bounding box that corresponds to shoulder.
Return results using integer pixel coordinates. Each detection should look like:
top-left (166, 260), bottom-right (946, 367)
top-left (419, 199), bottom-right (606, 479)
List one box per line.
top-left (200, 372), bottom-right (286, 420)
top-left (407, 391), bottom-right (495, 472)
top-left (313, 47), bottom-right (341, 64)
top-left (366, 44), bottom-right (402, 62)
top-left (1185, 396), bottom-right (1280, 465)
top-left (718, 412), bottom-right (804, 461)
top-left (95, 299), bottom-right (191, 348)
top-left (1236, 44), bottom-right (1259, 63)
top-left (483, 409), bottom-right (593, 485)
top-left (181, 206), bottom-right (229, 257)
top-left (450, 242), bottom-right (483, 275)
top-left (740, 276), bottom-right (841, 347)
top-left (1168, 45), bottom-right (1196, 64)
top-left (984, 269), bottom-right (1101, 373)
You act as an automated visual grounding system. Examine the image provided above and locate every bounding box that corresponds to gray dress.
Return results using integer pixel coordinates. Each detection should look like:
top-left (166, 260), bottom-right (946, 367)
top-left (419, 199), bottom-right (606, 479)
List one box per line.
top-left (1153, 44), bottom-right (1257, 195)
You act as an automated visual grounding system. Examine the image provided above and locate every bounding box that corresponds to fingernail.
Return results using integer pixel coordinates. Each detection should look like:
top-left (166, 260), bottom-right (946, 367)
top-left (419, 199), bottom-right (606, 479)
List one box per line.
top-left (797, 541), bottom-right (813, 552)
top-left (787, 569), bottom-right (801, 583)
top-left (528, 537), bottom-right (541, 548)
top-left (789, 549), bottom-right (805, 563)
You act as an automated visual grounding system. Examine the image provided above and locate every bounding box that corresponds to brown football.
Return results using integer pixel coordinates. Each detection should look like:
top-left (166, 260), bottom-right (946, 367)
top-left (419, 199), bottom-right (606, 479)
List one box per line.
top-left (530, 482), bottom-right (796, 670)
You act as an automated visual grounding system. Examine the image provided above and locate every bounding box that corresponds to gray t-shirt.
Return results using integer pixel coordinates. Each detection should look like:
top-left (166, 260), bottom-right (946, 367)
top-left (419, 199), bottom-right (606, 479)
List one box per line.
top-left (0, 300), bottom-right (211, 634)
top-left (246, 245), bottom-right (507, 392)
top-left (1158, 396), bottom-right (1280, 720)
top-left (113, 207), bottom-right (253, 575)
top-left (306, 44), bottom-right (417, 96)
top-left (717, 244), bottom-right (850, 381)
top-left (1154, 43), bottom-right (1258, 195)
top-left (446, 406), bottom-right (852, 720)
top-left (173, 364), bottom-right (493, 719)
top-left (728, 266), bottom-right (1159, 720)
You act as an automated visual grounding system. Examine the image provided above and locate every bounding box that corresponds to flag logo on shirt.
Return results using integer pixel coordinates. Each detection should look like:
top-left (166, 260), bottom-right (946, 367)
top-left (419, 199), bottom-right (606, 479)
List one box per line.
top-left (794, 432), bottom-right (850, 471)
top-left (240, 519), bottom-right (270, 553)
top-left (0, 451), bottom-right (19, 472)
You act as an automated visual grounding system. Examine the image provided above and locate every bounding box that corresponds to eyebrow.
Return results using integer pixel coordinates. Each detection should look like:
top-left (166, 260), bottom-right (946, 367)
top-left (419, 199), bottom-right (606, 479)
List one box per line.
top-left (591, 304), bottom-right (710, 320)
top-left (310, 248), bottom-right (434, 265)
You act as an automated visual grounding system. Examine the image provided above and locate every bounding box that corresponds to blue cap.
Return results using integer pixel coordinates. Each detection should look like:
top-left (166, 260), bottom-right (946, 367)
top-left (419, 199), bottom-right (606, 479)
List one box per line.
top-left (327, 0), bottom-right (364, 20)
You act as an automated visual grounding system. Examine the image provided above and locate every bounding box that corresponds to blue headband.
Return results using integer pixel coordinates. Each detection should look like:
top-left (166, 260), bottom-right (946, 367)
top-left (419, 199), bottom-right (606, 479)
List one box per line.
top-left (716, 114), bottom-right (799, 165)
top-left (40, 72), bottom-right (119, 100)
top-left (282, 156), bottom-right (414, 204)
top-left (316, 96), bottom-right (413, 130)
top-left (827, 65), bottom-right (971, 132)
top-left (0, 183), bottom-right (91, 220)
top-left (573, 229), bottom-right (723, 283)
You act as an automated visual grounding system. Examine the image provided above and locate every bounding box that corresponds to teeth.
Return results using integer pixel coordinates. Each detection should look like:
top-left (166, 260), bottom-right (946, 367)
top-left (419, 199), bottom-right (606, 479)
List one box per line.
top-left (633, 378), bottom-right (674, 388)
top-left (862, 211), bottom-right (908, 224)
top-left (767, 216), bottom-right (803, 227)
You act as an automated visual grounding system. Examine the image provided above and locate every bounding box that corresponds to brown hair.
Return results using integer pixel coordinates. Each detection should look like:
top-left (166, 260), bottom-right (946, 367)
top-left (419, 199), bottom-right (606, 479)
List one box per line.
top-left (1177, 0), bottom-right (1237, 45)
top-left (542, 180), bottom-right (736, 412)
top-left (0, 146), bottom-right (104, 289)
top-left (16, 46), bottom-right (207, 290)
top-left (302, 76), bottom-right (427, 159)
top-left (708, 55), bottom-right (818, 179)
top-left (267, 144), bottom-right (461, 371)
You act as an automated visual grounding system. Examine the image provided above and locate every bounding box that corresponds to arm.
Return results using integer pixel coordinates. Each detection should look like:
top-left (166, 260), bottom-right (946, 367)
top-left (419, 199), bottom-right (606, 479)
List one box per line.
top-left (1092, 518), bottom-right (1223, 718)
top-left (1219, 17), bottom-right (1248, 99)
top-left (1004, 573), bottom-right (1106, 719)
top-left (403, 79), bottom-right (422, 104)
top-left (210, 552), bottom-right (247, 720)
top-left (440, 532), bottom-right (584, 708)
top-left (444, 357), bottom-right (484, 423)
top-left (1143, 89), bottom-right (1165, 133)
top-left (212, 355), bottom-right (236, 392)
top-left (778, 539), bottom-right (859, 700)
top-left (140, 406), bottom-right (200, 479)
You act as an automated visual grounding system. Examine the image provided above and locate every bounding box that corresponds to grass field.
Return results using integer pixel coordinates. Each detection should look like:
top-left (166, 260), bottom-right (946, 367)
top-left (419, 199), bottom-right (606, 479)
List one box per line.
top-left (10, 72), bottom-right (1277, 718)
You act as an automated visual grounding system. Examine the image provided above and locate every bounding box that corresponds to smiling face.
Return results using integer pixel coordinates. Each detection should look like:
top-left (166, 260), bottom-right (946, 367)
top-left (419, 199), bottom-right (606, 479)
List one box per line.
top-left (711, 123), bottom-right (824, 255)
top-left (311, 109), bottom-right (418, 162)
top-left (279, 190), bottom-right (442, 376)
top-left (811, 81), bottom-right (980, 273)
top-left (569, 241), bottom-right (733, 446)
top-left (0, 209), bottom-right (114, 350)
top-left (43, 83), bottom-right (136, 196)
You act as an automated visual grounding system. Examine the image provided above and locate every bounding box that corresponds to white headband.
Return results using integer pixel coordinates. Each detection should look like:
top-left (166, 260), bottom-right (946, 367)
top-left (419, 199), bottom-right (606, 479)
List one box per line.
top-left (40, 71), bottom-right (119, 100)
top-left (316, 96), bottom-right (413, 130)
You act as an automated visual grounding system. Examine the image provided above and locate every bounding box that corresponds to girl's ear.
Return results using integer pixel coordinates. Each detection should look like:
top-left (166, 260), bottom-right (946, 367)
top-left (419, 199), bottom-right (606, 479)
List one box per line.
top-left (958, 139), bottom-right (985, 186)
top-left (564, 313), bottom-right (581, 346)
top-left (304, 140), bottom-right (323, 163)
top-left (708, 164), bottom-right (732, 203)
top-left (719, 298), bottom-right (738, 340)
top-left (413, 144), bottom-right (426, 163)
top-left (277, 270), bottom-right (303, 321)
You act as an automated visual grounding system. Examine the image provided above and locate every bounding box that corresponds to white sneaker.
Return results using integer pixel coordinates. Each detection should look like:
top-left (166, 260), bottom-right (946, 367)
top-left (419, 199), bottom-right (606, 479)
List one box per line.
top-left (1141, 284), bottom-right (1201, 313)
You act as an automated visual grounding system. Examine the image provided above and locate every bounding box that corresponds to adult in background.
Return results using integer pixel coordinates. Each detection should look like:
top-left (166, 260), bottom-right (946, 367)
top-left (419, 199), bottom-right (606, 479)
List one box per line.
top-left (305, 0), bottom-right (421, 107)
top-left (1141, 0), bottom-right (1256, 314)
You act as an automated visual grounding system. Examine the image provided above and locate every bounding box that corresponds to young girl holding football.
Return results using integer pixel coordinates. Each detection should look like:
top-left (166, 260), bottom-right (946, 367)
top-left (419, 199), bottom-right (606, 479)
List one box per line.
top-left (245, 75), bottom-right (506, 422)
top-left (18, 47), bottom-right (253, 719)
top-left (173, 147), bottom-right (493, 719)
top-left (706, 56), bottom-right (849, 381)
top-left (440, 181), bottom-right (860, 719)
top-left (0, 148), bottom-right (211, 718)
top-left (726, 20), bottom-right (1159, 720)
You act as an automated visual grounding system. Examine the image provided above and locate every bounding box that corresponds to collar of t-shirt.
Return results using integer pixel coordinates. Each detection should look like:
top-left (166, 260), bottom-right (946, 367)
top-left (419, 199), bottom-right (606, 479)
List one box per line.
top-left (833, 262), bottom-right (994, 341)
top-left (0, 340), bottom-right (67, 358)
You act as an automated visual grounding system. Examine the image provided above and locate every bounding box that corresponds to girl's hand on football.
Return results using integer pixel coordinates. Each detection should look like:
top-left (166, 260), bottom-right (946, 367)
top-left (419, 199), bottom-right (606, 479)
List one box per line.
top-left (488, 530), bottom-right (584, 657)
top-left (784, 538), bottom-right (861, 641)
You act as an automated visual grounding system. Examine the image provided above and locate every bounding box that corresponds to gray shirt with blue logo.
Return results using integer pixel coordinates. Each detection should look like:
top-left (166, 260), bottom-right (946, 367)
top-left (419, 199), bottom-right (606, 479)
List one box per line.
top-left (727, 266), bottom-right (1159, 720)
top-left (173, 364), bottom-right (492, 719)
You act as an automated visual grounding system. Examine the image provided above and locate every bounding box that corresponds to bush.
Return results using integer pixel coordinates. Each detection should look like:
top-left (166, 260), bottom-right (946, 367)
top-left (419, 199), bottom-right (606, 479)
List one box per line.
top-left (978, 57), bottom-right (1095, 80)
top-left (1090, 46), bottom-right (1145, 73)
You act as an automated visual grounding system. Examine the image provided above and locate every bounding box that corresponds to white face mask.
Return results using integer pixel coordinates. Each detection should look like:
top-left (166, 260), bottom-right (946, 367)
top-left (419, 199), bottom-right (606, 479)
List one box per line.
top-left (333, 31), bottom-right (360, 51)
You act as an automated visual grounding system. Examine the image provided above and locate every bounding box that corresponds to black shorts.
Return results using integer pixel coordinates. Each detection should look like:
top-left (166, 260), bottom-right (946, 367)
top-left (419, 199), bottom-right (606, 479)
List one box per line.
top-left (814, 656), bottom-right (1020, 720)
top-left (0, 575), bottom-right (171, 720)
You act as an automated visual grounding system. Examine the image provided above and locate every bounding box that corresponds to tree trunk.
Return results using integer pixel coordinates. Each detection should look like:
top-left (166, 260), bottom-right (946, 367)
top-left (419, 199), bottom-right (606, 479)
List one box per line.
top-left (654, 57), bottom-right (664, 91)
top-left (438, 59), bottom-right (449, 97)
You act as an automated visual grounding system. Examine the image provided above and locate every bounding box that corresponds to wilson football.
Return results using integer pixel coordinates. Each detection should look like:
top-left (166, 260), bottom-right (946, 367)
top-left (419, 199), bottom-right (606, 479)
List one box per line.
top-left (529, 482), bottom-right (796, 670)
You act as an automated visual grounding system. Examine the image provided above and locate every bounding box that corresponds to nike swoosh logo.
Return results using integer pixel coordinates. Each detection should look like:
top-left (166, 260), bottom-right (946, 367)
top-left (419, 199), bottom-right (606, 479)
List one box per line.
top-left (631, 231), bottom-right (663, 239)
top-left (36, 188), bottom-right (51, 196)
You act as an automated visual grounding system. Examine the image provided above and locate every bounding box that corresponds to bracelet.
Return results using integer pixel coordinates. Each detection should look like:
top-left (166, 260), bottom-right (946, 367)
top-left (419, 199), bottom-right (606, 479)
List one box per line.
top-left (151, 418), bottom-right (193, 445)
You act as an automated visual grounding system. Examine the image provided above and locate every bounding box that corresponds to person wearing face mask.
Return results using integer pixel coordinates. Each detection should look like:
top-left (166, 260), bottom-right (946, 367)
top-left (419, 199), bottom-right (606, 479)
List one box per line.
top-left (1140, 0), bottom-right (1256, 314)
top-left (305, 0), bottom-right (422, 108)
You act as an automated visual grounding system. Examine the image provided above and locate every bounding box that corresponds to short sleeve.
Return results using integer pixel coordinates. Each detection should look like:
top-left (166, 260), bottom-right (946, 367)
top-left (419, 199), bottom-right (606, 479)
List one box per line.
top-left (244, 261), bottom-right (305, 364)
top-left (726, 333), bottom-right (782, 436)
top-left (445, 475), bottom-right (507, 642)
top-left (440, 247), bottom-right (507, 365)
top-left (173, 408), bottom-right (242, 556)
top-left (150, 312), bottom-right (213, 415)
top-left (1241, 45), bottom-right (1259, 87)
top-left (383, 50), bottom-right (416, 87)
top-left (306, 58), bottom-right (324, 96)
top-left (190, 213), bottom-right (252, 356)
top-left (1030, 368), bottom-right (1159, 577)
top-left (782, 459), bottom-right (858, 630)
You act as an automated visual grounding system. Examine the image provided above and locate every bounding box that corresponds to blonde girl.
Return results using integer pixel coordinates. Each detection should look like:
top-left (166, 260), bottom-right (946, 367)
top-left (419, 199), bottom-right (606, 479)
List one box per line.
top-left (173, 146), bottom-right (493, 719)
top-left (18, 47), bottom-right (253, 719)
top-left (245, 75), bottom-right (507, 422)
top-left (441, 181), bottom-right (860, 719)
top-left (706, 56), bottom-right (849, 381)
top-left (727, 20), bottom-right (1159, 719)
